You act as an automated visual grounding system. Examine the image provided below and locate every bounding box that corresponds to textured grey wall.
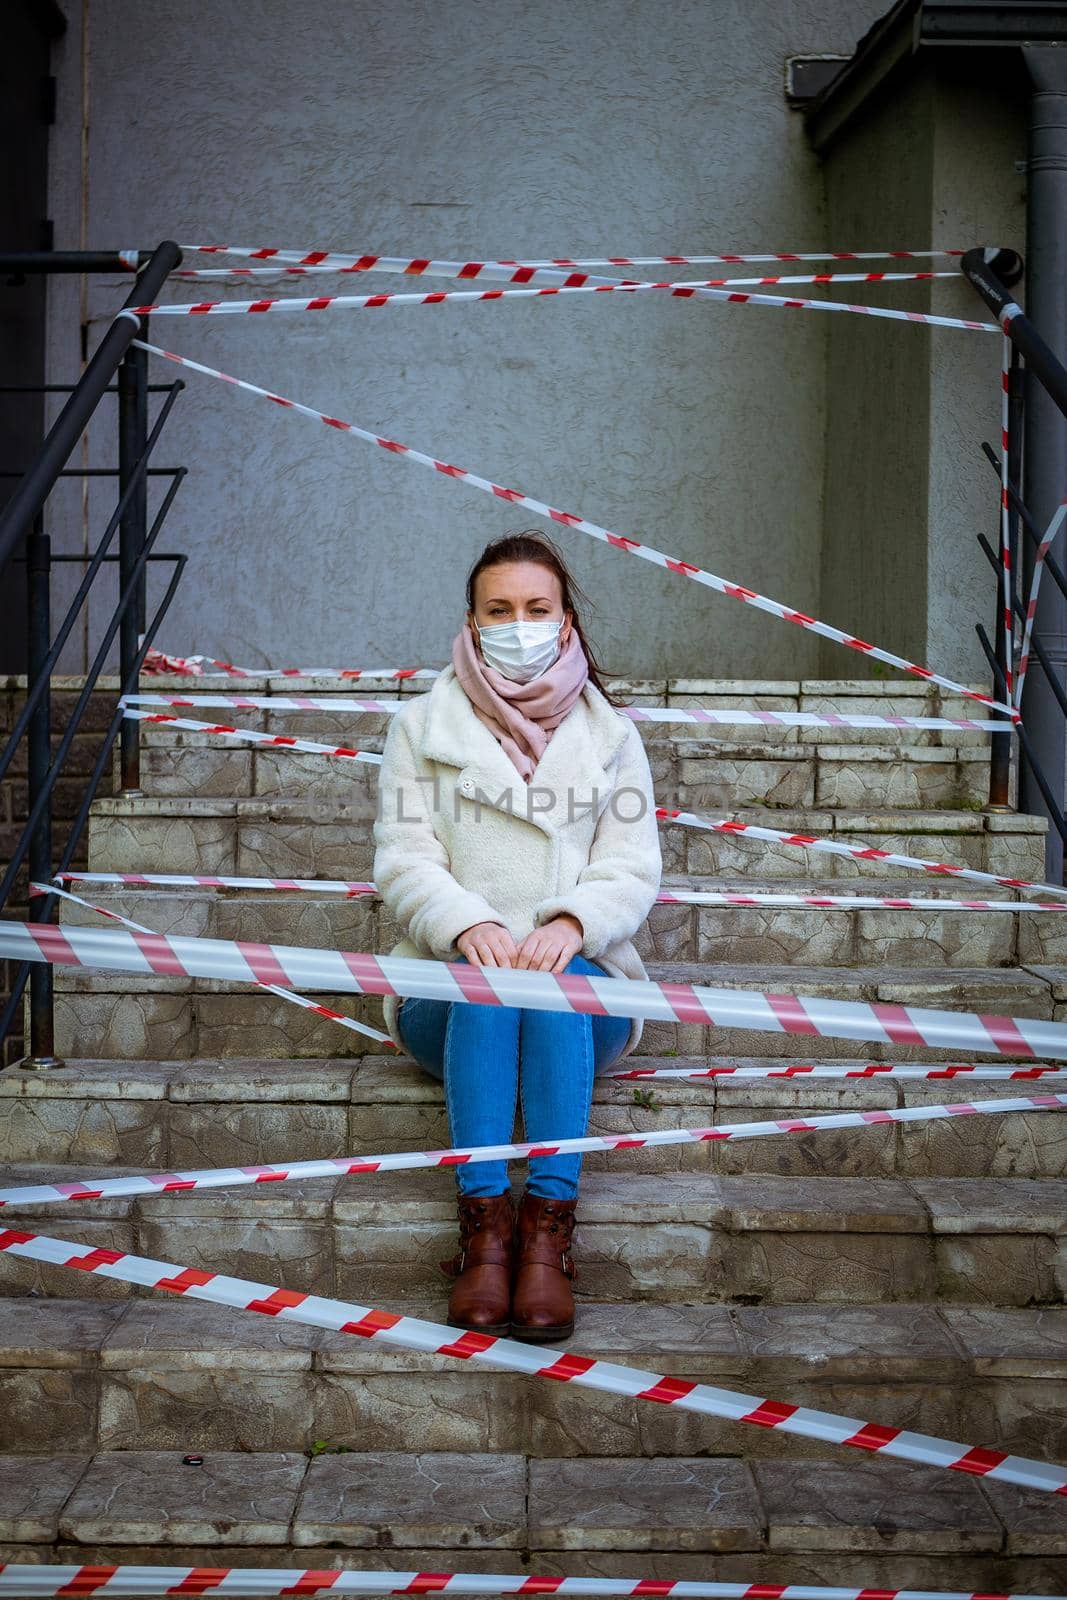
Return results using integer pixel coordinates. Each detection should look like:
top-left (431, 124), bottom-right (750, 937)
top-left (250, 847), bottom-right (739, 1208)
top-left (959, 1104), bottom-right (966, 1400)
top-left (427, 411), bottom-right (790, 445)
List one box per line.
top-left (45, 0), bottom-right (1014, 685)
top-left (818, 63), bottom-right (1026, 683)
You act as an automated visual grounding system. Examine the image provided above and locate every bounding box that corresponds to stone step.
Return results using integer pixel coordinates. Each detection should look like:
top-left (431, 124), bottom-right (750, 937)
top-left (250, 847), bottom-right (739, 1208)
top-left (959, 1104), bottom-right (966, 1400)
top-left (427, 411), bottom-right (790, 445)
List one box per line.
top-left (3, 1057), bottom-right (1064, 1181)
top-left (0, 1447), bottom-right (1059, 1588)
top-left (133, 722), bottom-right (992, 811)
top-left (48, 959), bottom-right (1067, 1061)
top-left (1, 1167), bottom-right (1062, 1307)
top-left (84, 797), bottom-right (1046, 885)
top-left (127, 675), bottom-right (993, 747)
top-left (54, 874), bottom-right (1067, 969)
top-left (1, 1296), bottom-right (1063, 1465)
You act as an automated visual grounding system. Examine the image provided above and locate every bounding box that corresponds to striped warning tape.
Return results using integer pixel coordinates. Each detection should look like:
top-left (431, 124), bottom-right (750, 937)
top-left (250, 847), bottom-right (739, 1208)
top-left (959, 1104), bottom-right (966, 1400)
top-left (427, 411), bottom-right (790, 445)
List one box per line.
top-left (123, 277), bottom-right (995, 335)
top-left (3, 918), bottom-right (1065, 1059)
top-left (171, 264), bottom-right (966, 286)
top-left (182, 244), bottom-right (968, 267)
top-left (0, 1223), bottom-right (1063, 1494)
top-left (49, 869), bottom-right (1067, 915)
top-left (606, 1060), bottom-right (1067, 1081)
top-left (168, 266), bottom-right (961, 286)
top-left (45, 882), bottom-right (1067, 1078)
top-left (128, 336), bottom-right (1015, 720)
top-left (115, 706), bottom-right (1065, 900)
top-left (121, 691), bottom-right (1015, 736)
top-left (655, 806), bottom-right (1067, 900)
top-left (121, 710), bottom-right (384, 764)
top-left (32, 883), bottom-right (395, 1051)
top-left (1015, 496), bottom-right (1067, 707)
top-left (139, 649), bottom-right (437, 679)
top-left (105, 701), bottom-right (1067, 901)
top-left (2, 1094), bottom-right (1061, 1210)
top-left (1, 1567), bottom-right (1059, 1600)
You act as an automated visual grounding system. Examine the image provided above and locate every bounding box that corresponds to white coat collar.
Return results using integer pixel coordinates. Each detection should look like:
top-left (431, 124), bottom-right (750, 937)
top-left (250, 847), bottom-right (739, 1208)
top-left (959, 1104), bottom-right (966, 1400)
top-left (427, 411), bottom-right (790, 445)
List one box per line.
top-left (418, 663), bottom-right (630, 838)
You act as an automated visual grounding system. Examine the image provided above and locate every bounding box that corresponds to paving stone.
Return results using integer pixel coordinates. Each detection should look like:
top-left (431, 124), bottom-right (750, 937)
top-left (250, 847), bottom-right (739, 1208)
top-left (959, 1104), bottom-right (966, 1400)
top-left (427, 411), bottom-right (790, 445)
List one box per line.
top-left (731, 1303), bottom-right (961, 1378)
top-left (527, 1456), bottom-right (762, 1552)
top-left (170, 1059), bottom-right (356, 1102)
top-left (941, 1306), bottom-right (1067, 1375)
top-left (60, 1451), bottom-right (306, 1544)
top-left (167, 1101), bottom-right (348, 1168)
top-left (910, 1177), bottom-right (1067, 1234)
top-left (98, 1369), bottom-right (316, 1454)
top-left (100, 1299), bottom-right (318, 1370)
top-left (0, 1298), bottom-right (125, 1367)
top-left (979, 1479), bottom-right (1067, 1554)
top-left (752, 1457), bottom-right (1002, 1551)
top-left (292, 1451), bottom-right (526, 1548)
top-left (53, 991), bottom-right (196, 1061)
top-left (0, 1455), bottom-right (91, 1541)
top-left (0, 1094), bottom-right (165, 1166)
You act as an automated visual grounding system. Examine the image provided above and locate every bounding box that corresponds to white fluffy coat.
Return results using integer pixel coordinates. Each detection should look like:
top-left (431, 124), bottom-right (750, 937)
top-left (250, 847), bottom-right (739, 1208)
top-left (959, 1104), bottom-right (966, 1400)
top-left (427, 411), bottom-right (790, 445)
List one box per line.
top-left (371, 663), bottom-right (663, 1056)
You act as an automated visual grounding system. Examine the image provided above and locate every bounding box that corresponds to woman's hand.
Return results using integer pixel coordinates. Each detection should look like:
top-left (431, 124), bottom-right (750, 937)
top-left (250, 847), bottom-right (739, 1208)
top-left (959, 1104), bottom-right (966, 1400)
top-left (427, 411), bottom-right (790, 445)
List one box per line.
top-left (515, 913), bottom-right (584, 973)
top-left (456, 920), bottom-right (519, 967)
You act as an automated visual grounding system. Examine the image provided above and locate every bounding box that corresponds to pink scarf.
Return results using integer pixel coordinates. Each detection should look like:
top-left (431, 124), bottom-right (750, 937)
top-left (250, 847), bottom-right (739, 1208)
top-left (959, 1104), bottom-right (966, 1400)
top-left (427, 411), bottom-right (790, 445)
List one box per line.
top-left (450, 621), bottom-right (590, 781)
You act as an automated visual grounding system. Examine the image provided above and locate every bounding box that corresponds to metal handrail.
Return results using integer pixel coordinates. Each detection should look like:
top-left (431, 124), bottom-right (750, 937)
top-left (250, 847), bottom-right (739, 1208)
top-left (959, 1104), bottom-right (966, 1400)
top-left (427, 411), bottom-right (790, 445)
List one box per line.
top-left (0, 243), bottom-right (188, 1065)
top-left (962, 245), bottom-right (1067, 874)
top-left (0, 556), bottom-right (188, 1047)
top-left (0, 241), bottom-right (181, 577)
top-left (0, 383), bottom-right (183, 785)
top-left (962, 248), bottom-right (1067, 413)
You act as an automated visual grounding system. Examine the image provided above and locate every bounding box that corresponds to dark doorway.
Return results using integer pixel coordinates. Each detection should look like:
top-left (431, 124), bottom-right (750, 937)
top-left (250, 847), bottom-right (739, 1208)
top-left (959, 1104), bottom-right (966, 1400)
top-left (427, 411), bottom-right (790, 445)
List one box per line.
top-left (0, 0), bottom-right (66, 672)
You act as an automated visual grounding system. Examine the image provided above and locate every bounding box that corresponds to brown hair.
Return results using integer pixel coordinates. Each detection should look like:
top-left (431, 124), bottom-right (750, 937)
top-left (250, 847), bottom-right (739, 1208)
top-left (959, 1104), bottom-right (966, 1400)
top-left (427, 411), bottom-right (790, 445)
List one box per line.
top-left (464, 530), bottom-right (626, 709)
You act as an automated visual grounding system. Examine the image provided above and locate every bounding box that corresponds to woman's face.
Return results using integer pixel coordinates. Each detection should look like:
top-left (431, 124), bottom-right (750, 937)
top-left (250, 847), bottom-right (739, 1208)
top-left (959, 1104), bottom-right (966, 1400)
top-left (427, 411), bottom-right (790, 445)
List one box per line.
top-left (467, 561), bottom-right (573, 651)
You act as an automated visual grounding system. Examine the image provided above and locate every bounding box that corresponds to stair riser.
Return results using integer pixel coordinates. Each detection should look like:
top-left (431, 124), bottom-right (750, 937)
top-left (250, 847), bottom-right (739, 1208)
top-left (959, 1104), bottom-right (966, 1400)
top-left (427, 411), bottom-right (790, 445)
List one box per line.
top-left (56, 890), bottom-right (1040, 969)
top-left (3, 1095), bottom-right (1063, 1181)
top-left (2, 1362), bottom-right (1060, 1464)
top-left (50, 988), bottom-right (1064, 1063)
top-left (0, 1542), bottom-right (1057, 1592)
top-left (0, 1213), bottom-right (1059, 1308)
top-left (133, 738), bottom-right (991, 813)
top-left (85, 810), bottom-right (1048, 886)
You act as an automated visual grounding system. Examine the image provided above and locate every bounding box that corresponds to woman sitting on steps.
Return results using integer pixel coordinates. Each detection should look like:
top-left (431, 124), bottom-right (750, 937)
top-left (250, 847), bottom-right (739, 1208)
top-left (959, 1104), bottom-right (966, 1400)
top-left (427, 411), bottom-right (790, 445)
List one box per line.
top-left (372, 529), bottom-right (663, 1344)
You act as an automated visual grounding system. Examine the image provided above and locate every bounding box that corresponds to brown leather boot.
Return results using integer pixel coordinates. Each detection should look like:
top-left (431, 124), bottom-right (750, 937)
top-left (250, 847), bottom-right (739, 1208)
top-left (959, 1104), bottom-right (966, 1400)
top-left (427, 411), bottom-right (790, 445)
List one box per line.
top-left (510, 1189), bottom-right (577, 1342)
top-left (439, 1192), bottom-right (515, 1335)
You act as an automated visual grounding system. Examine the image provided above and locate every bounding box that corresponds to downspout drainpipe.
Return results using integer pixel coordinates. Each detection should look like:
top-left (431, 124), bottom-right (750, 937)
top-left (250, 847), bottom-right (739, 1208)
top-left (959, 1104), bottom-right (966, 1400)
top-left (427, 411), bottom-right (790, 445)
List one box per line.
top-left (1020, 46), bottom-right (1067, 881)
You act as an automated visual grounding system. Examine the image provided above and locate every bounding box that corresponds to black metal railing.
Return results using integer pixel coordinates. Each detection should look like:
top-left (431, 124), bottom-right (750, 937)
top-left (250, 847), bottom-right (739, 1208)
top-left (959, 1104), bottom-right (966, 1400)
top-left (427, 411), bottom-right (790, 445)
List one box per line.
top-left (0, 242), bottom-right (188, 1065)
top-left (962, 247), bottom-right (1067, 880)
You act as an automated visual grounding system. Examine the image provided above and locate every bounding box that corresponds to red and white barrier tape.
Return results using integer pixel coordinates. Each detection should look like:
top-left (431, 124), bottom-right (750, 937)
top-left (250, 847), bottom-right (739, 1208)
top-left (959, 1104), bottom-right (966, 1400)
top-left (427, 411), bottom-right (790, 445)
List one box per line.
top-left (121, 691), bottom-right (1014, 737)
top-left (2, 1568), bottom-right (1058, 1600)
top-left (655, 805), bottom-right (1067, 900)
top-left (115, 704), bottom-right (1067, 900)
top-left (31, 883), bottom-right (395, 1051)
top-left (2, 1094), bottom-right (1062, 1211)
top-left (121, 710), bottom-right (384, 765)
top-left (169, 266), bottom-right (961, 286)
top-left (56, 870), bottom-right (377, 895)
top-left (1, 1224), bottom-right (1063, 1495)
top-left (50, 869), bottom-right (1067, 915)
top-left (4, 918), bottom-right (1066, 1059)
top-left (182, 243), bottom-right (967, 268)
top-left (124, 278), bottom-right (995, 336)
top-left (656, 888), bottom-right (1067, 911)
top-left (1015, 496), bottom-right (1067, 707)
top-left (998, 338), bottom-right (1016, 702)
top-left (128, 338), bottom-right (1016, 720)
top-left (607, 1061), bottom-right (1066, 1081)
top-left (140, 649), bottom-right (438, 679)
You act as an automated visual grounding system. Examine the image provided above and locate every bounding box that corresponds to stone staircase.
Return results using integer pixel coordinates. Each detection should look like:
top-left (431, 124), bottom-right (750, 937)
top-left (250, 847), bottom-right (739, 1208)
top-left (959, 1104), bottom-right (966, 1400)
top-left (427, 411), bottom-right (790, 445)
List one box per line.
top-left (0, 673), bottom-right (1064, 1588)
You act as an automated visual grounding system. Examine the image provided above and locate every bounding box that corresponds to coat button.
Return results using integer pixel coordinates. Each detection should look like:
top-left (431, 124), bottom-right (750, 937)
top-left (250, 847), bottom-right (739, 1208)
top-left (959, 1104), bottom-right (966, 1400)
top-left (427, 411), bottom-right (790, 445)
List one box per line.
top-left (461, 779), bottom-right (474, 792)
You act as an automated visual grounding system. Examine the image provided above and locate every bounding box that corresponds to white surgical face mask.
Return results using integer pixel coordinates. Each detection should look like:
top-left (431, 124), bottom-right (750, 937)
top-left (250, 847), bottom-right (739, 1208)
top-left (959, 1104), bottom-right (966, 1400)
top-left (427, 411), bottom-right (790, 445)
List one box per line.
top-left (474, 617), bottom-right (564, 682)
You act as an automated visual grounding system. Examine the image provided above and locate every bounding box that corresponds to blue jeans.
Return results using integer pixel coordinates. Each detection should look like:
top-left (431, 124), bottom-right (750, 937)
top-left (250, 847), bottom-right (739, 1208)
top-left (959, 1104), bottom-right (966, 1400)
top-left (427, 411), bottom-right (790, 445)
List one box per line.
top-left (396, 953), bottom-right (632, 1200)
